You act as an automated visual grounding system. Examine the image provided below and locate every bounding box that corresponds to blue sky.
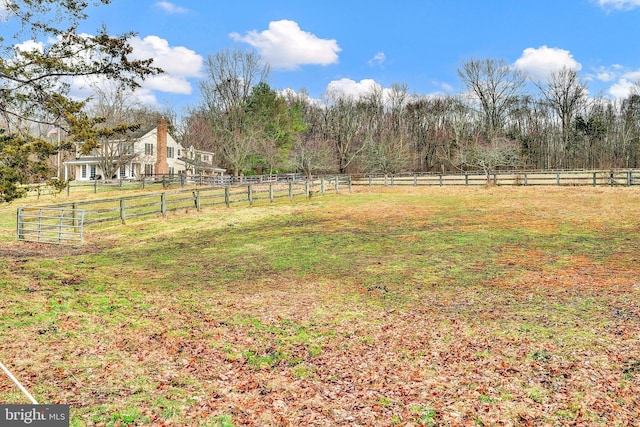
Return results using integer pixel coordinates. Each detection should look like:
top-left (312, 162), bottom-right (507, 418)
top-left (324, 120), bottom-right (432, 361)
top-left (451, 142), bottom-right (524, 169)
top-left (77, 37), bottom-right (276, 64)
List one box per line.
top-left (5, 0), bottom-right (640, 113)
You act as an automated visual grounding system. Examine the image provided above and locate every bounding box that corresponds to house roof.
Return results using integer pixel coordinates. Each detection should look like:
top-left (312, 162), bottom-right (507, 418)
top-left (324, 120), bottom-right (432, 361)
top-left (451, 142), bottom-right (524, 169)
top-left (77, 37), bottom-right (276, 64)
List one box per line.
top-left (104, 122), bottom-right (174, 141)
top-left (65, 156), bottom-right (115, 165)
top-left (181, 157), bottom-right (226, 173)
top-left (130, 124), bottom-right (156, 139)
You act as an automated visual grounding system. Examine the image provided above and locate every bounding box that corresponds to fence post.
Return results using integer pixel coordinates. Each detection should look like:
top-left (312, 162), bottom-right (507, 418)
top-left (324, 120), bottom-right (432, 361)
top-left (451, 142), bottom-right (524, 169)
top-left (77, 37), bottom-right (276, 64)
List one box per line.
top-left (225, 186), bottom-right (230, 207)
top-left (465, 173), bottom-right (469, 186)
top-left (37, 208), bottom-right (42, 241)
top-left (288, 181), bottom-right (293, 200)
top-left (161, 193), bottom-right (167, 216)
top-left (627, 170), bottom-right (632, 186)
top-left (269, 183), bottom-right (274, 202)
top-left (248, 184), bottom-right (253, 205)
top-left (195, 190), bottom-right (201, 212)
top-left (348, 176), bottom-right (352, 191)
top-left (593, 172), bottom-right (597, 187)
top-left (414, 174), bottom-right (417, 186)
top-left (142, 176), bottom-right (146, 189)
top-left (439, 174), bottom-right (443, 187)
top-left (120, 198), bottom-right (126, 224)
top-left (368, 176), bottom-right (372, 186)
top-left (556, 172), bottom-right (560, 186)
top-left (321, 177), bottom-right (326, 195)
top-left (72, 204), bottom-right (78, 234)
top-left (335, 177), bottom-right (339, 193)
top-left (524, 173), bottom-right (528, 186)
top-left (16, 207), bottom-right (22, 240)
top-left (94, 179), bottom-right (97, 193)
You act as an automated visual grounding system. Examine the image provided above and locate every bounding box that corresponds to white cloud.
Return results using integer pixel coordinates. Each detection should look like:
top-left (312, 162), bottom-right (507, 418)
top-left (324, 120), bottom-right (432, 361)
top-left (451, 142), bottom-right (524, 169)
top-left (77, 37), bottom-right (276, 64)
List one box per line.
top-left (66, 35), bottom-right (202, 107)
top-left (514, 46), bottom-right (581, 81)
top-left (326, 78), bottom-right (380, 99)
top-left (606, 69), bottom-right (640, 98)
top-left (368, 52), bottom-right (386, 67)
top-left (609, 78), bottom-right (636, 98)
top-left (593, 65), bottom-right (624, 82)
top-left (154, 1), bottom-right (188, 14)
top-left (128, 35), bottom-right (203, 95)
top-left (230, 20), bottom-right (341, 70)
top-left (0, 0), bottom-right (11, 21)
top-left (597, 0), bottom-right (640, 10)
top-left (432, 80), bottom-right (453, 92)
top-left (608, 79), bottom-right (631, 98)
top-left (624, 70), bottom-right (640, 80)
top-left (13, 40), bottom-right (44, 53)
top-left (324, 78), bottom-right (421, 106)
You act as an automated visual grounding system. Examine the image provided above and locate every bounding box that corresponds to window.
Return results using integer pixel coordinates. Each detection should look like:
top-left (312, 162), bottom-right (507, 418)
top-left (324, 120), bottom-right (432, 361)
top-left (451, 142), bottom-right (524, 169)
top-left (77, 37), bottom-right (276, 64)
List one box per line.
top-left (144, 164), bottom-right (153, 176)
top-left (177, 149), bottom-right (181, 158)
top-left (90, 165), bottom-right (96, 179)
top-left (169, 167), bottom-right (175, 176)
top-left (145, 143), bottom-right (154, 155)
top-left (167, 146), bottom-right (174, 159)
top-left (81, 165), bottom-right (87, 178)
top-left (121, 142), bottom-right (134, 155)
top-left (120, 166), bottom-right (126, 178)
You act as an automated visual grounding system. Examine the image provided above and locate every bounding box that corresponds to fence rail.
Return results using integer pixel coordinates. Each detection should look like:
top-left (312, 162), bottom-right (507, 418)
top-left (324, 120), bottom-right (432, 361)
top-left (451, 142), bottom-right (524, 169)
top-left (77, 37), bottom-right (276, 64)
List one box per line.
top-left (353, 170), bottom-right (640, 187)
top-left (17, 207), bottom-right (85, 245)
top-left (21, 173), bottom-right (310, 199)
top-left (21, 169), bottom-right (640, 201)
top-left (22, 177), bottom-right (350, 231)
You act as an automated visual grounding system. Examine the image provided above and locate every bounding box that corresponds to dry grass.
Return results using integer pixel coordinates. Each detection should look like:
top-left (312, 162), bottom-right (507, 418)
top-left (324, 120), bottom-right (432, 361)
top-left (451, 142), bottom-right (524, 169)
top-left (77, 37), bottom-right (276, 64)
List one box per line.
top-left (1, 186), bottom-right (639, 426)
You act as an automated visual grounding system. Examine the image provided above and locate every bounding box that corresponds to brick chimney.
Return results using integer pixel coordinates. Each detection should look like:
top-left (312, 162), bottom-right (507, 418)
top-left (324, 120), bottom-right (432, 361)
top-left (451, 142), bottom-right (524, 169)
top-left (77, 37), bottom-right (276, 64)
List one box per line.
top-left (155, 118), bottom-right (169, 175)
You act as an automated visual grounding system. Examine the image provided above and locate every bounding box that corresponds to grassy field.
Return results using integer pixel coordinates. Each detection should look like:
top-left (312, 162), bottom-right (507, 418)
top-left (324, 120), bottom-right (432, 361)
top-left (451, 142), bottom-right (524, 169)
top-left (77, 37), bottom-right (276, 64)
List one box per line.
top-left (1, 186), bottom-right (639, 426)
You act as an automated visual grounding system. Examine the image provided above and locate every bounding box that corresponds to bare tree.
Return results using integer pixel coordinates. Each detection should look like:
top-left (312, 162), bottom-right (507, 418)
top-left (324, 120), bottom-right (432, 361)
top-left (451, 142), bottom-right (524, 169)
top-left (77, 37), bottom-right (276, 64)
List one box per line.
top-left (179, 112), bottom-right (216, 152)
top-left (387, 83), bottom-right (409, 131)
top-left (291, 138), bottom-right (337, 178)
top-left (535, 67), bottom-right (587, 157)
top-left (199, 49), bottom-right (269, 116)
top-left (364, 133), bottom-right (412, 175)
top-left (619, 93), bottom-right (640, 167)
top-left (458, 58), bottom-right (526, 137)
top-left (81, 83), bottom-right (162, 179)
top-left (322, 94), bottom-right (368, 174)
top-left (457, 137), bottom-right (522, 183)
top-left (198, 49), bottom-right (269, 175)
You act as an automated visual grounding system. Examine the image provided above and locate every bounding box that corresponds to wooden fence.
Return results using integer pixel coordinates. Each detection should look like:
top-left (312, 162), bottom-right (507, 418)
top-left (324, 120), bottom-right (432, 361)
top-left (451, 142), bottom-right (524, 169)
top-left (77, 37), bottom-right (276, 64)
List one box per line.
top-left (21, 173), bottom-right (309, 199)
top-left (22, 169), bottom-right (640, 202)
top-left (353, 170), bottom-right (640, 187)
top-left (32, 176), bottom-right (350, 227)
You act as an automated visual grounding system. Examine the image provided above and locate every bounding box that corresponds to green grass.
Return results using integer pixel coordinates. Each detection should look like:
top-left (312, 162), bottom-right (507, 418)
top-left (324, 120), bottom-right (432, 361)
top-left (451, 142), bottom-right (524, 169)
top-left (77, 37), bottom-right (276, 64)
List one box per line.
top-left (1, 186), bottom-right (640, 425)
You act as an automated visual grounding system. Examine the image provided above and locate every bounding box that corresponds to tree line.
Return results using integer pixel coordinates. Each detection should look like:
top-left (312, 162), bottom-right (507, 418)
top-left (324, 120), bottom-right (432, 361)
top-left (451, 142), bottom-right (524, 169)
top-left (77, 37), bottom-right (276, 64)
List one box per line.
top-left (182, 53), bottom-right (640, 179)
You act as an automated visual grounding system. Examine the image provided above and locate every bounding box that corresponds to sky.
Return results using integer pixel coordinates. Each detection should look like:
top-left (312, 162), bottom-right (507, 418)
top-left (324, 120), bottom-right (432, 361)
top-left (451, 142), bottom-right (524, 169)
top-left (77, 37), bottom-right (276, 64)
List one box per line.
top-left (4, 0), bottom-right (640, 114)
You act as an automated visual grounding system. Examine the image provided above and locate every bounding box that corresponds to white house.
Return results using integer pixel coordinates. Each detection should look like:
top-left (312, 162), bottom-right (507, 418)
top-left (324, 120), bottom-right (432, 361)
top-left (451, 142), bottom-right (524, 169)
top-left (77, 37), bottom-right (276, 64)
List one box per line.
top-left (64, 119), bottom-right (224, 181)
top-left (181, 146), bottom-right (227, 176)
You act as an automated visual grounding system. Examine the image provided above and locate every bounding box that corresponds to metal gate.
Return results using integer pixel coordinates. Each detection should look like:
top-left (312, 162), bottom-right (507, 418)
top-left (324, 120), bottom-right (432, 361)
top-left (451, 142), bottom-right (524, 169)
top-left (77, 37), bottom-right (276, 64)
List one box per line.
top-left (17, 207), bottom-right (85, 245)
